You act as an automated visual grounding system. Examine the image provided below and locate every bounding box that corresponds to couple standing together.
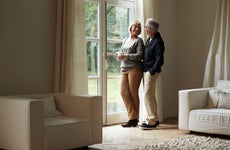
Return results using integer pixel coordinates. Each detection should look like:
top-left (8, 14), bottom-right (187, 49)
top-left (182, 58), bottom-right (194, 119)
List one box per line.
top-left (116, 18), bottom-right (165, 130)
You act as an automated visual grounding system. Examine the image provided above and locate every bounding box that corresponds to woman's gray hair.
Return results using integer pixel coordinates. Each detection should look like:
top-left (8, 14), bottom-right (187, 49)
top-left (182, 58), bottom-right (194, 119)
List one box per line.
top-left (146, 18), bottom-right (159, 32)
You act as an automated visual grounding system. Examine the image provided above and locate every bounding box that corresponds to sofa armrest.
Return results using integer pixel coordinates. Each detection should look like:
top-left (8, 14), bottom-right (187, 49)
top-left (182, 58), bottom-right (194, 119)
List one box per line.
top-left (54, 94), bottom-right (103, 143)
top-left (0, 97), bottom-right (43, 150)
top-left (178, 88), bottom-right (209, 130)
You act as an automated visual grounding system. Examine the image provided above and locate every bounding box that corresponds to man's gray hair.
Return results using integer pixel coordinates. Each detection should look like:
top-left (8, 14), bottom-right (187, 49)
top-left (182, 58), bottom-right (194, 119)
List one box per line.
top-left (146, 18), bottom-right (159, 32)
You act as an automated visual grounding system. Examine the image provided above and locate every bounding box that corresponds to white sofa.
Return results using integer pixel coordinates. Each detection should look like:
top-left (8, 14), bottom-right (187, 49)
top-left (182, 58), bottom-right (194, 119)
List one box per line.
top-left (0, 93), bottom-right (102, 150)
top-left (179, 80), bottom-right (230, 135)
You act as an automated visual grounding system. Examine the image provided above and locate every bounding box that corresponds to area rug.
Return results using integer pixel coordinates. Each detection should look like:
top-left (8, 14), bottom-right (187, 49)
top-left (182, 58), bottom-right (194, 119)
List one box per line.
top-left (140, 135), bottom-right (230, 150)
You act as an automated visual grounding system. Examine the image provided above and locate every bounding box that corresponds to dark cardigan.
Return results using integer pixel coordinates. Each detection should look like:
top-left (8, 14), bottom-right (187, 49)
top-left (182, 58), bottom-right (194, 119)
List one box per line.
top-left (143, 32), bottom-right (165, 74)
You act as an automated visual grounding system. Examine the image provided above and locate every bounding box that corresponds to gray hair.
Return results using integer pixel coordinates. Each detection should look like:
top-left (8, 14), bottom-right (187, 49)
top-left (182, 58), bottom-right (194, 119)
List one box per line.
top-left (145, 18), bottom-right (159, 32)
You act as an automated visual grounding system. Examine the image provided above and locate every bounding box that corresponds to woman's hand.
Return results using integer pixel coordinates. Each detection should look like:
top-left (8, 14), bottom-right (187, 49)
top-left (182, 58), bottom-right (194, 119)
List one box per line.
top-left (115, 52), bottom-right (127, 60)
top-left (115, 52), bottom-right (128, 60)
top-left (118, 54), bottom-right (127, 60)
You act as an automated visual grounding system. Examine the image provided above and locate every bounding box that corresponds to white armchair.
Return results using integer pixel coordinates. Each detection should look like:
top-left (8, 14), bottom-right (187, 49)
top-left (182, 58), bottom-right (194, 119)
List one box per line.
top-left (179, 80), bottom-right (230, 135)
top-left (0, 94), bottom-right (102, 150)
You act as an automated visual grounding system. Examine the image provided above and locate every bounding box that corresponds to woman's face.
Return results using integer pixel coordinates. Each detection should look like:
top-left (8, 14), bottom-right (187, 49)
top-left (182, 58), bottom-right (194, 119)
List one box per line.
top-left (130, 23), bottom-right (141, 36)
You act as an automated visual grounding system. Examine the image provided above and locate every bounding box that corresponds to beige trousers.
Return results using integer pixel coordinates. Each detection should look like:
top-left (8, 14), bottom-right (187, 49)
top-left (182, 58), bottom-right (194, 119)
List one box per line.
top-left (120, 67), bottom-right (143, 120)
top-left (143, 72), bottom-right (160, 125)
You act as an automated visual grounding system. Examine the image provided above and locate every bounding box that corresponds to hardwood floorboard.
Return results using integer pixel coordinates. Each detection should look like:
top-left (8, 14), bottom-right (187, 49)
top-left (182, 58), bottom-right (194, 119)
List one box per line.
top-left (88, 118), bottom-right (190, 149)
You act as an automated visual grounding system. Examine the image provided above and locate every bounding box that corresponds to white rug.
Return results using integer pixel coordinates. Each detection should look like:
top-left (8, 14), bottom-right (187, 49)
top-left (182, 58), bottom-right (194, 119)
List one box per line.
top-left (140, 135), bottom-right (230, 150)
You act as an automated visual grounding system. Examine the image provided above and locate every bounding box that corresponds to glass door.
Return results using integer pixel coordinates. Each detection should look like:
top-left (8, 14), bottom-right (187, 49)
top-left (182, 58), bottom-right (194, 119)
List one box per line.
top-left (85, 0), bottom-right (135, 125)
top-left (105, 1), bottom-right (134, 124)
top-left (105, 0), bottom-right (134, 124)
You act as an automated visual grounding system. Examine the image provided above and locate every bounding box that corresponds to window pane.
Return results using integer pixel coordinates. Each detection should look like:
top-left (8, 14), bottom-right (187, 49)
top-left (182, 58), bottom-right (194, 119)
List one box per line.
top-left (107, 42), bottom-right (122, 76)
top-left (87, 41), bottom-right (98, 76)
top-left (107, 78), bottom-right (126, 113)
top-left (88, 79), bottom-right (98, 95)
top-left (85, 2), bottom-right (98, 38)
top-left (106, 42), bottom-right (126, 114)
top-left (107, 5), bottom-right (129, 40)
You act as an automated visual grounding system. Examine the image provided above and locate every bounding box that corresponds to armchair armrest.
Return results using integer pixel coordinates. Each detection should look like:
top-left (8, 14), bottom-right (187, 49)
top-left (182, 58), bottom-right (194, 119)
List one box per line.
top-left (54, 94), bottom-right (102, 143)
top-left (0, 97), bottom-right (43, 150)
top-left (178, 88), bottom-right (209, 130)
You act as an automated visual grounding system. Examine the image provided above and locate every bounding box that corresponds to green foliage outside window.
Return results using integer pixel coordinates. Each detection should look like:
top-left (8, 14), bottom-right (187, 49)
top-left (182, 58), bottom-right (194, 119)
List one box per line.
top-left (85, 2), bottom-right (130, 77)
top-left (85, 2), bottom-right (98, 38)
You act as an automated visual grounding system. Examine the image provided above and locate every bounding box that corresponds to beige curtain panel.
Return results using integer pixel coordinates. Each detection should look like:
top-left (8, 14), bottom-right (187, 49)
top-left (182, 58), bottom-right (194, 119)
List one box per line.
top-left (142, 0), bottom-right (159, 41)
top-left (203, 0), bottom-right (230, 87)
top-left (54, 0), bottom-right (88, 94)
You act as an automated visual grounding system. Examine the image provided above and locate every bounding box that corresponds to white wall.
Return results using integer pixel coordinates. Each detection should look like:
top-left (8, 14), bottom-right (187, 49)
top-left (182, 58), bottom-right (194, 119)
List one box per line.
top-left (159, 0), bottom-right (218, 118)
top-left (0, 0), bottom-right (57, 95)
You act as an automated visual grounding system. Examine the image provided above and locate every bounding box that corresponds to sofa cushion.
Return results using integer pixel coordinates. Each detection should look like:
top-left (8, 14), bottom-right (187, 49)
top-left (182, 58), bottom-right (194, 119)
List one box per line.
top-left (207, 89), bottom-right (220, 108)
top-left (42, 96), bottom-right (61, 118)
top-left (44, 116), bottom-right (80, 126)
top-left (217, 80), bottom-right (230, 90)
top-left (189, 109), bottom-right (230, 135)
top-left (207, 88), bottom-right (230, 109)
top-left (44, 116), bottom-right (91, 149)
top-left (218, 92), bottom-right (230, 109)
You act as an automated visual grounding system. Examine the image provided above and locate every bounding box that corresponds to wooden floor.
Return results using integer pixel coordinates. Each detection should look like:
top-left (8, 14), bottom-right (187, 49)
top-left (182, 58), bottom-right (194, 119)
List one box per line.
top-left (88, 118), bottom-right (190, 150)
top-left (79, 118), bottom-right (230, 150)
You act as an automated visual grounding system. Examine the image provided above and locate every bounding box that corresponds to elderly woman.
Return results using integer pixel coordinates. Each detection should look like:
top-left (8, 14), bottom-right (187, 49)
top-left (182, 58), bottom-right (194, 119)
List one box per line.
top-left (116, 20), bottom-right (144, 127)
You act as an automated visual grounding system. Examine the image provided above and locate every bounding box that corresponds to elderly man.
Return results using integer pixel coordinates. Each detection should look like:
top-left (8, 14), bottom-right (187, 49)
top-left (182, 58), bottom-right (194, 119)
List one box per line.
top-left (140, 18), bottom-right (165, 130)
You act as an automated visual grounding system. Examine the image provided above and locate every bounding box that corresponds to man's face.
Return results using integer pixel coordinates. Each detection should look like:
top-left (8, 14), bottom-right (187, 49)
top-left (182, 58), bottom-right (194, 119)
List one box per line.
top-left (144, 24), bottom-right (151, 36)
top-left (145, 23), bottom-right (157, 37)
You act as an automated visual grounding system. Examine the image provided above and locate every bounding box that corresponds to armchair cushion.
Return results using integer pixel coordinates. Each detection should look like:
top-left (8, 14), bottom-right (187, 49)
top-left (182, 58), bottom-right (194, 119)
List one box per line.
top-left (189, 109), bottom-right (230, 135)
top-left (207, 88), bottom-right (230, 109)
top-left (207, 88), bottom-right (220, 108)
top-left (44, 116), bottom-right (79, 126)
top-left (44, 116), bottom-right (91, 150)
top-left (42, 96), bottom-right (62, 118)
top-left (218, 92), bottom-right (230, 109)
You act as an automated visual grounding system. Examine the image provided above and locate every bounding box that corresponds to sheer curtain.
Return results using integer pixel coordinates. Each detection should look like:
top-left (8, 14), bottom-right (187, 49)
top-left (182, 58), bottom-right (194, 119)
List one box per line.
top-left (136, 0), bottom-right (163, 122)
top-left (53, 0), bottom-right (88, 94)
top-left (203, 0), bottom-right (230, 87)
